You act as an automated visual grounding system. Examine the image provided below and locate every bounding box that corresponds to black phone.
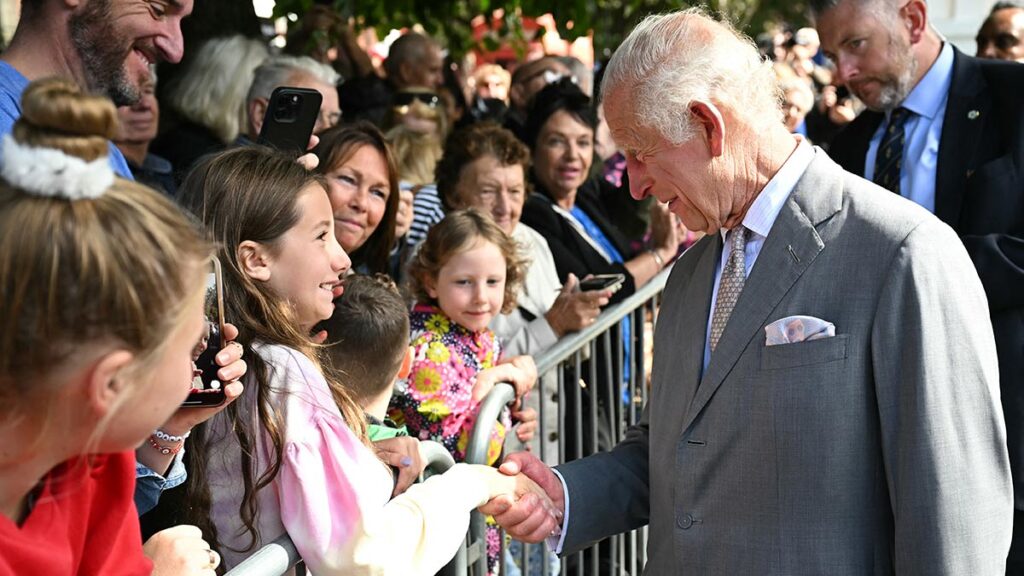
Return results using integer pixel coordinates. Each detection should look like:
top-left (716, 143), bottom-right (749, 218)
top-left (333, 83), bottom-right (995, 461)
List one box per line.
top-left (578, 273), bottom-right (626, 292)
top-left (183, 258), bottom-right (227, 407)
top-left (257, 86), bottom-right (322, 154)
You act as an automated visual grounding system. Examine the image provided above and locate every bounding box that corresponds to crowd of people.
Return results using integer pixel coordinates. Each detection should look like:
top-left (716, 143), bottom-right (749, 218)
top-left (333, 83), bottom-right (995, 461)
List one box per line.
top-left (0, 0), bottom-right (1021, 575)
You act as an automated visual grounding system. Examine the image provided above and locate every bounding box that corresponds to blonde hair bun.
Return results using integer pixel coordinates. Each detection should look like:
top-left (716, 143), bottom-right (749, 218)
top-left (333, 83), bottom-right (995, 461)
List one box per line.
top-left (13, 77), bottom-right (118, 162)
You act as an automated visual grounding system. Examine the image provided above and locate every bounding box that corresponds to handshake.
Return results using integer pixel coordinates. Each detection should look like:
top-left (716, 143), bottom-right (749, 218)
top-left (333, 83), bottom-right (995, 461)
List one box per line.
top-left (476, 452), bottom-right (565, 543)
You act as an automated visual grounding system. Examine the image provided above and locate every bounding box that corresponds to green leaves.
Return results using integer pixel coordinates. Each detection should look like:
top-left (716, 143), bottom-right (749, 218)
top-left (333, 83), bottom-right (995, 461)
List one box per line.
top-left (274, 0), bottom-right (809, 60)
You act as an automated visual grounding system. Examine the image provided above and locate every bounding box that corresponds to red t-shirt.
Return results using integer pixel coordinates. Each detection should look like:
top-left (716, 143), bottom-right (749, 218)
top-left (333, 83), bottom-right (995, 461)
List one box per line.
top-left (0, 451), bottom-right (153, 575)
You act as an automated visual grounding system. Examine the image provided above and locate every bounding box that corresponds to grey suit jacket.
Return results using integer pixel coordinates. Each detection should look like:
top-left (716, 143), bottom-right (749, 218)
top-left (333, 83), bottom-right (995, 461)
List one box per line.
top-left (556, 151), bottom-right (1012, 575)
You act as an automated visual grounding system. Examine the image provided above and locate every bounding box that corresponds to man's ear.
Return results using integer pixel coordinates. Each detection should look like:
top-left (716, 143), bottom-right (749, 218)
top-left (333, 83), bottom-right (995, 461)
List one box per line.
top-left (397, 347), bottom-right (414, 380)
top-left (238, 240), bottom-right (273, 282)
top-left (689, 100), bottom-right (726, 158)
top-left (902, 0), bottom-right (929, 44)
top-left (86, 350), bottom-right (135, 419)
top-left (249, 97), bottom-right (268, 138)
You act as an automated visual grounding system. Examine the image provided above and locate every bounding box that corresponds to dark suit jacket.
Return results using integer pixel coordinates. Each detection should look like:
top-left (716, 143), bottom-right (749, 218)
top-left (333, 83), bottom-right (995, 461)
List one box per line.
top-left (829, 48), bottom-right (1024, 507)
top-left (520, 179), bottom-right (639, 305)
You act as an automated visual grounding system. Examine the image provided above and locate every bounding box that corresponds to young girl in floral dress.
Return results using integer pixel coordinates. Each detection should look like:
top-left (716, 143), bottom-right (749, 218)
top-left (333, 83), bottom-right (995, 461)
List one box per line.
top-left (391, 209), bottom-right (537, 575)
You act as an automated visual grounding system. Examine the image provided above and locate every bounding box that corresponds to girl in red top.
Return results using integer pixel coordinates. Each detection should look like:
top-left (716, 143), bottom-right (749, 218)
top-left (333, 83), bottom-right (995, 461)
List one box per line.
top-left (0, 79), bottom-right (220, 575)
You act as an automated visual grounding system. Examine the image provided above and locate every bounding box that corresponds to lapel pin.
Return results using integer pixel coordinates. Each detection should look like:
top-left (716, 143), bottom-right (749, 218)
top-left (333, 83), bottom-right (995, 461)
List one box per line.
top-left (968, 110), bottom-right (980, 120)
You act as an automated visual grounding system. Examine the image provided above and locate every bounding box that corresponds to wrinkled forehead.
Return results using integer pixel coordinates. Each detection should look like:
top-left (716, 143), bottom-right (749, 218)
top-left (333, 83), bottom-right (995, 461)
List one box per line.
top-left (601, 89), bottom-right (649, 150)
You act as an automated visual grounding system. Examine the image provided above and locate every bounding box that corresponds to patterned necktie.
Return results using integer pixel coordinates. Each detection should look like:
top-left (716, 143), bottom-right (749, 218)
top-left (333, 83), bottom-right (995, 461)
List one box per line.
top-left (710, 226), bottom-right (748, 352)
top-left (872, 107), bottom-right (911, 194)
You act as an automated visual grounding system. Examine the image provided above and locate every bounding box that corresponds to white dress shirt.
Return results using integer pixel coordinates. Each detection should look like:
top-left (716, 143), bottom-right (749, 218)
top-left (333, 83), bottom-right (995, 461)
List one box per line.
top-left (702, 138), bottom-right (816, 372)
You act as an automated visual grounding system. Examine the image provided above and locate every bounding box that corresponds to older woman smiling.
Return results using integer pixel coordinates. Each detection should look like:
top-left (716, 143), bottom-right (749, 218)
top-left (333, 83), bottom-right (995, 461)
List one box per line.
top-left (520, 79), bottom-right (678, 303)
top-left (435, 122), bottom-right (610, 355)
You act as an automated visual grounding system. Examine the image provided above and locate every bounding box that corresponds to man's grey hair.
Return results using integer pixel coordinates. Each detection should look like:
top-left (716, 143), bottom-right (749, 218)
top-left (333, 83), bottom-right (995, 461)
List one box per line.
top-left (165, 35), bottom-right (270, 144)
top-left (601, 8), bottom-right (781, 146)
top-left (247, 55), bottom-right (342, 105)
top-left (559, 56), bottom-right (594, 96)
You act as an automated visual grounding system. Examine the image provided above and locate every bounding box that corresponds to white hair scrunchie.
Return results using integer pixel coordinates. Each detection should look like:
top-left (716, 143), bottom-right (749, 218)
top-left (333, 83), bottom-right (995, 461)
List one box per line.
top-left (1, 134), bottom-right (114, 200)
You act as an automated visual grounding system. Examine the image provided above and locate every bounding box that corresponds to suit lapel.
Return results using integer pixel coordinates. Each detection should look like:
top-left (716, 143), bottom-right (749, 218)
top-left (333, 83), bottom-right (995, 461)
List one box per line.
top-left (935, 49), bottom-right (988, 227)
top-left (675, 236), bottom-right (720, 415)
top-left (679, 153), bottom-right (840, 433)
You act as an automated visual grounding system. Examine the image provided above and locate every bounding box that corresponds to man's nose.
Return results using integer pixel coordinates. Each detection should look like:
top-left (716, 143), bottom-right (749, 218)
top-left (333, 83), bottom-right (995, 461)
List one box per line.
top-left (625, 157), bottom-right (648, 201)
top-left (154, 23), bottom-right (185, 64)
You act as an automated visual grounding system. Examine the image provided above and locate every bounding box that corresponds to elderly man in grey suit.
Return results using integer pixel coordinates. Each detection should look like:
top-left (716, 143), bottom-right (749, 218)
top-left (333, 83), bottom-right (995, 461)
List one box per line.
top-left (480, 8), bottom-right (1013, 574)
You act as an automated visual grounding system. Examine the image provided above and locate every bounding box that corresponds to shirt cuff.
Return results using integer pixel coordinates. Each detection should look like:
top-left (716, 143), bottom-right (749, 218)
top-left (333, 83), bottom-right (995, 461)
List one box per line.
top-left (547, 468), bottom-right (571, 554)
top-left (133, 450), bottom-right (187, 515)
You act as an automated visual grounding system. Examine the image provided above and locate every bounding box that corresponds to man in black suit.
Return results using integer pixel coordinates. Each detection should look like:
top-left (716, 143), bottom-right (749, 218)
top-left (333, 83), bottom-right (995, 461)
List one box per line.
top-left (813, 0), bottom-right (1024, 570)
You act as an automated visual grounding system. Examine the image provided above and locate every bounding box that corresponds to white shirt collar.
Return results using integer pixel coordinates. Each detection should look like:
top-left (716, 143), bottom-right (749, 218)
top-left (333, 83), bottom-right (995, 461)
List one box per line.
top-left (720, 137), bottom-right (815, 242)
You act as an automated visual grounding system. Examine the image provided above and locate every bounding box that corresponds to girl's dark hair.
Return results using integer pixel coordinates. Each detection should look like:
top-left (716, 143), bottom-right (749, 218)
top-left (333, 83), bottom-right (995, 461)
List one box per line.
top-left (178, 145), bottom-right (367, 556)
top-left (521, 77), bottom-right (597, 151)
top-left (313, 121), bottom-right (399, 274)
top-left (407, 209), bottom-right (526, 316)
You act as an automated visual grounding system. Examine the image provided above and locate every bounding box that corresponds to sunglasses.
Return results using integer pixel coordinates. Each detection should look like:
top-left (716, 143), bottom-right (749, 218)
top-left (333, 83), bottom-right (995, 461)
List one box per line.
top-left (393, 92), bottom-right (440, 108)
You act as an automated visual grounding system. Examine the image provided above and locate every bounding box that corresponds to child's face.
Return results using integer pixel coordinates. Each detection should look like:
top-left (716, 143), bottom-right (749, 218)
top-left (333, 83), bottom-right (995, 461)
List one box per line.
top-left (108, 279), bottom-right (207, 451)
top-left (266, 184), bottom-right (351, 330)
top-left (426, 239), bottom-right (506, 332)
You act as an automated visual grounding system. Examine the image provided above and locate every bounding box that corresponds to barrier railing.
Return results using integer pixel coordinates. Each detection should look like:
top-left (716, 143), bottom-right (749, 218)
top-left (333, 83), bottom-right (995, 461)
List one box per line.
top-left (223, 439), bottom-right (458, 576)
top-left (226, 265), bottom-right (672, 576)
top-left (467, 265), bottom-right (673, 576)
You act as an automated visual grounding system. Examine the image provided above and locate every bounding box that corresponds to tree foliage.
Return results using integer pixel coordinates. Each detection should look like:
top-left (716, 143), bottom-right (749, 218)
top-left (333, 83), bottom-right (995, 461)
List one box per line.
top-left (273, 0), bottom-right (810, 59)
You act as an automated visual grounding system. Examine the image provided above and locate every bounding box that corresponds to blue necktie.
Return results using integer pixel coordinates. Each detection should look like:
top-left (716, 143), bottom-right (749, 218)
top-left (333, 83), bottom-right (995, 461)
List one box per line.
top-left (873, 107), bottom-right (911, 194)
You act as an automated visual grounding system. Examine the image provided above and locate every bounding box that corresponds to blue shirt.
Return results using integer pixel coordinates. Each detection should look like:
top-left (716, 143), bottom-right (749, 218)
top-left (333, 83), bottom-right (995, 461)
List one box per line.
top-left (703, 138), bottom-right (816, 373)
top-left (0, 61), bottom-right (134, 179)
top-left (863, 42), bottom-right (954, 214)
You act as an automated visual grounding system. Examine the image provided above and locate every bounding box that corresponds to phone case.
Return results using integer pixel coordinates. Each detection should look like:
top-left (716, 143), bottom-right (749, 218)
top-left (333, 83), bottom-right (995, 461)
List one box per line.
top-left (257, 87), bottom-right (323, 154)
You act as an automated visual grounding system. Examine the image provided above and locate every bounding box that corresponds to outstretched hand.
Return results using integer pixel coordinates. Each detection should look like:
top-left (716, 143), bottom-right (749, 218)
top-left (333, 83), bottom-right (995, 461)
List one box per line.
top-left (479, 451), bottom-right (565, 543)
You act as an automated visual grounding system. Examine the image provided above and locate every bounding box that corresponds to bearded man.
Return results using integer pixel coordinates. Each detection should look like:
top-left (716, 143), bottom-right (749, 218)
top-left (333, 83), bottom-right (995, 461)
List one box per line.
top-left (0, 0), bottom-right (193, 176)
top-left (814, 0), bottom-right (1024, 570)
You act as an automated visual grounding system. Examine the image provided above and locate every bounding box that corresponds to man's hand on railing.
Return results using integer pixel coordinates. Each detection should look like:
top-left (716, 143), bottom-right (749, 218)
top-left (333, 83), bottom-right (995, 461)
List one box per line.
top-left (471, 355), bottom-right (536, 404)
top-left (546, 273), bottom-right (612, 336)
top-left (479, 452), bottom-right (565, 544)
top-left (373, 436), bottom-right (425, 497)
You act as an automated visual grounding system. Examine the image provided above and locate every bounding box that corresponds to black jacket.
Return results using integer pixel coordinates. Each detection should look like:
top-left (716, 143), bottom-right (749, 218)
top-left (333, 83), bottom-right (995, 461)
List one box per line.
top-left (521, 178), bottom-right (639, 305)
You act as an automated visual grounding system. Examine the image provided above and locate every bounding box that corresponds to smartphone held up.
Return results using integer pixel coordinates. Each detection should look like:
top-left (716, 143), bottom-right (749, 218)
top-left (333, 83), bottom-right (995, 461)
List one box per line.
top-left (257, 86), bottom-right (322, 154)
top-left (183, 258), bottom-right (227, 407)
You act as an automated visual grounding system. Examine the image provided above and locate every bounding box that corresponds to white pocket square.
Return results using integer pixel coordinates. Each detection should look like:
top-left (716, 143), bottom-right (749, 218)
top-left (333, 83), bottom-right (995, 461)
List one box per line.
top-left (765, 315), bottom-right (836, 346)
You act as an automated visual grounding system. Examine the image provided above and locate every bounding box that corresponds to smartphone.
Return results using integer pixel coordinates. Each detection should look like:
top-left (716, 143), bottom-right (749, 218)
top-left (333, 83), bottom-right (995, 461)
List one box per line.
top-left (183, 258), bottom-right (227, 407)
top-left (578, 273), bottom-right (626, 292)
top-left (257, 87), bottom-right (322, 154)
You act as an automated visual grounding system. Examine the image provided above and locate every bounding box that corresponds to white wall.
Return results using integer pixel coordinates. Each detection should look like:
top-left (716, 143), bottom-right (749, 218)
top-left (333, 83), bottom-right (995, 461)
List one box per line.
top-left (931, 0), bottom-right (1001, 56)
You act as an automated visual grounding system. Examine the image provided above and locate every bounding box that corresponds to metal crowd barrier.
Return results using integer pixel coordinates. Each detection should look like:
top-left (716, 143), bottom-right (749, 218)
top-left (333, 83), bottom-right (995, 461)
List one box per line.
top-left (467, 265), bottom-right (673, 576)
top-left (223, 439), bottom-right (457, 576)
top-left (226, 265), bottom-right (672, 576)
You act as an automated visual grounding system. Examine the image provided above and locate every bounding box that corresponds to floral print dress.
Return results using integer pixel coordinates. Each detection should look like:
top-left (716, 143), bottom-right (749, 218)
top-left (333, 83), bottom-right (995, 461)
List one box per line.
top-left (389, 303), bottom-right (510, 575)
